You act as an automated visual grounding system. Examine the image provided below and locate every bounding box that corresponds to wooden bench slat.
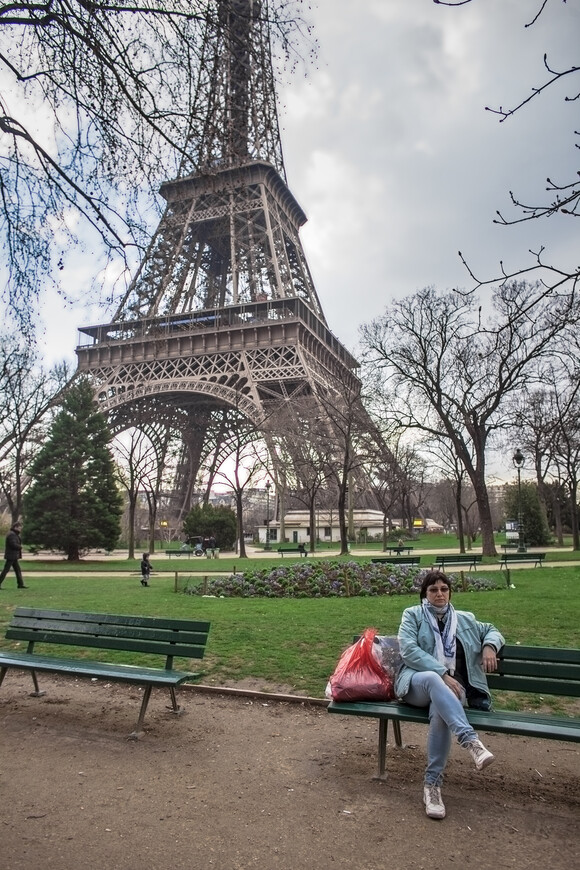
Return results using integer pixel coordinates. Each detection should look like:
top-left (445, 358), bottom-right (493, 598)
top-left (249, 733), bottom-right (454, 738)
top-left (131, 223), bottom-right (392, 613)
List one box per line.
top-left (13, 608), bottom-right (210, 633)
top-left (487, 674), bottom-right (580, 696)
top-left (5, 629), bottom-right (207, 659)
top-left (0, 652), bottom-right (201, 684)
top-left (500, 644), bottom-right (579, 664)
top-left (327, 700), bottom-right (580, 742)
top-left (7, 619), bottom-right (209, 647)
top-left (491, 658), bottom-right (580, 680)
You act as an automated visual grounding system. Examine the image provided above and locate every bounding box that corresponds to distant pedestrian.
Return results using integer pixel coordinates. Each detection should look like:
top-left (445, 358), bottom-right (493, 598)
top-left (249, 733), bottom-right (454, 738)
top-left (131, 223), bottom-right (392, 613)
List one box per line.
top-left (0, 522), bottom-right (27, 589)
top-left (140, 553), bottom-right (151, 587)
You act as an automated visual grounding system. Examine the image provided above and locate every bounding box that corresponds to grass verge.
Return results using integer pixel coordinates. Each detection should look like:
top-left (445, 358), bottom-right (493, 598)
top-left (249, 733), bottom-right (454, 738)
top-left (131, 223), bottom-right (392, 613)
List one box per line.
top-left (0, 565), bottom-right (578, 701)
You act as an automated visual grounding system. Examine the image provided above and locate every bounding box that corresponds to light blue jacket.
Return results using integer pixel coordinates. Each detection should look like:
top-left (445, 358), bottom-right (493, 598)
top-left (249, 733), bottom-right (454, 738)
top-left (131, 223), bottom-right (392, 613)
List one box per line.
top-left (394, 604), bottom-right (505, 702)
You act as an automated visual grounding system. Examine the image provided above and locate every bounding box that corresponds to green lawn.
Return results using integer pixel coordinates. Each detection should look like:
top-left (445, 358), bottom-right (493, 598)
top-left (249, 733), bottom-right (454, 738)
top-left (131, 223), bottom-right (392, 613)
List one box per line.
top-left (0, 564), bottom-right (578, 698)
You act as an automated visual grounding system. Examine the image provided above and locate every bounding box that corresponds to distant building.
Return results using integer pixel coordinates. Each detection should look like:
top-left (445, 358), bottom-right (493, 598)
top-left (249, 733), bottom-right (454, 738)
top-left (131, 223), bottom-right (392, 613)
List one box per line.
top-left (258, 509), bottom-right (443, 545)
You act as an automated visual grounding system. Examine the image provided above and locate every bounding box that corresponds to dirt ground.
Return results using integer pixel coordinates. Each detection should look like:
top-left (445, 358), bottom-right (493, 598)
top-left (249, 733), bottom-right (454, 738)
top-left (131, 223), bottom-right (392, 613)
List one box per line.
top-left (1, 673), bottom-right (579, 870)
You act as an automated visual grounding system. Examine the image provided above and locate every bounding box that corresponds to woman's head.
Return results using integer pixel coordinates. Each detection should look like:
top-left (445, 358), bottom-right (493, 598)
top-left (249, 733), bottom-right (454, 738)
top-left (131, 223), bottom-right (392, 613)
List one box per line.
top-left (420, 570), bottom-right (452, 601)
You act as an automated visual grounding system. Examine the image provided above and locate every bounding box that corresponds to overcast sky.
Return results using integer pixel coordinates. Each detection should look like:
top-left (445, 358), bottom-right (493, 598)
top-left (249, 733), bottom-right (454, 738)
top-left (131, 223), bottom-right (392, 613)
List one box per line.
top-left (280, 0), bottom-right (579, 352)
top-left (37, 0), bottom-right (578, 366)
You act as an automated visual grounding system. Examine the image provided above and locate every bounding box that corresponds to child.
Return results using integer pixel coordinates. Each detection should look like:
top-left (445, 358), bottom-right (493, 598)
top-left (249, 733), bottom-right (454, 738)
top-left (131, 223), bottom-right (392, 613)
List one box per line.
top-left (140, 553), bottom-right (151, 587)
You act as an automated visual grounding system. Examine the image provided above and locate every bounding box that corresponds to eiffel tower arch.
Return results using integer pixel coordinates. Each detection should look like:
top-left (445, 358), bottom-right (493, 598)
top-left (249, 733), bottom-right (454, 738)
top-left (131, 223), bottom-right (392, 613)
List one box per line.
top-left (76, 0), bottom-right (364, 523)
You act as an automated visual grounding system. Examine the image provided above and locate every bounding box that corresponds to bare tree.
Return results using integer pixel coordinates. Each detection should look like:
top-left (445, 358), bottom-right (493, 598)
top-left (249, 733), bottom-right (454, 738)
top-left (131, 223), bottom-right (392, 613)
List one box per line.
top-left (113, 428), bottom-right (160, 559)
top-left (313, 369), bottom-right (376, 556)
top-left (268, 402), bottom-right (336, 552)
top-left (433, 0), bottom-right (579, 298)
top-left (0, 335), bottom-right (69, 522)
top-left (361, 281), bottom-right (577, 556)
top-left (211, 423), bottom-right (269, 559)
top-left (507, 338), bottom-right (580, 549)
top-left (0, 1), bottom-right (312, 328)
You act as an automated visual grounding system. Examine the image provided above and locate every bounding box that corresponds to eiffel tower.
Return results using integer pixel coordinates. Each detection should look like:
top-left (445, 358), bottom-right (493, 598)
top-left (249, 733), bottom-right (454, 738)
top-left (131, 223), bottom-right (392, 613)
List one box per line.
top-left (76, 0), bottom-right (362, 522)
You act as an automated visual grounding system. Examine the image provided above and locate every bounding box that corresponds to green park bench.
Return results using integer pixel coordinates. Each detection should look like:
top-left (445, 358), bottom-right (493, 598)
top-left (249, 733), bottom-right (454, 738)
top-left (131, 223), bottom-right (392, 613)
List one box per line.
top-left (0, 608), bottom-right (210, 738)
top-left (499, 552), bottom-right (545, 568)
top-left (434, 554), bottom-right (483, 571)
top-left (277, 546), bottom-right (308, 557)
top-left (371, 556), bottom-right (421, 566)
top-left (328, 643), bottom-right (580, 780)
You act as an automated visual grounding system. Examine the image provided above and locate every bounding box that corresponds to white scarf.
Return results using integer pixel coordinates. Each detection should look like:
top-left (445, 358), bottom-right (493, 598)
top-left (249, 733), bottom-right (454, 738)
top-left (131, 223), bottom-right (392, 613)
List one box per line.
top-left (422, 601), bottom-right (457, 674)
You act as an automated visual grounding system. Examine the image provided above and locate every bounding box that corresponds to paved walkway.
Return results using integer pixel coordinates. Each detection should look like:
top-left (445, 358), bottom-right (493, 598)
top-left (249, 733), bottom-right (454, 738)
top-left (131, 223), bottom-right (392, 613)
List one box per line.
top-left (22, 544), bottom-right (579, 574)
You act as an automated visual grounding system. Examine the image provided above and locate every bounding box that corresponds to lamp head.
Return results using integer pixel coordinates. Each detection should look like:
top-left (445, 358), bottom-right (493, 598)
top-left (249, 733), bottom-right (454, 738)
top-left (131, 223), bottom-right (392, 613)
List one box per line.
top-left (512, 448), bottom-right (525, 469)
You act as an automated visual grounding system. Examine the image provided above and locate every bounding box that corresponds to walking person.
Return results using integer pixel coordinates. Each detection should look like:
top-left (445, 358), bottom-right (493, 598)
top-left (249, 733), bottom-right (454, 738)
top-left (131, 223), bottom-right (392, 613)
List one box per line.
top-left (140, 553), bottom-right (151, 587)
top-left (395, 570), bottom-right (504, 820)
top-left (0, 521), bottom-right (27, 589)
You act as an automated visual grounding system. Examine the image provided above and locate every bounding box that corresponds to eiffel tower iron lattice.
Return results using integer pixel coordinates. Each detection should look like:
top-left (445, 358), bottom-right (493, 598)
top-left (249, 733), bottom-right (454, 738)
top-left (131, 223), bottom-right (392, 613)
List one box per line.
top-left (76, 0), bottom-right (365, 525)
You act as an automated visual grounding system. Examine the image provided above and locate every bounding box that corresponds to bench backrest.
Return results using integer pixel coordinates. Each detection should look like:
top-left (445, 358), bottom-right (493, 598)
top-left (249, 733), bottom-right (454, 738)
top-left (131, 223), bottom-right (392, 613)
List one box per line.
top-left (488, 644), bottom-right (580, 697)
top-left (435, 555), bottom-right (481, 562)
top-left (5, 608), bottom-right (211, 668)
top-left (502, 553), bottom-right (545, 559)
top-left (350, 637), bottom-right (580, 699)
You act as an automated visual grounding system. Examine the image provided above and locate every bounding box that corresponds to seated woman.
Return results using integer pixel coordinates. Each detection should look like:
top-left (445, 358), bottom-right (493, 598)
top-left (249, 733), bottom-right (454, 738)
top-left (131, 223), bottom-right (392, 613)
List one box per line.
top-left (395, 570), bottom-right (504, 820)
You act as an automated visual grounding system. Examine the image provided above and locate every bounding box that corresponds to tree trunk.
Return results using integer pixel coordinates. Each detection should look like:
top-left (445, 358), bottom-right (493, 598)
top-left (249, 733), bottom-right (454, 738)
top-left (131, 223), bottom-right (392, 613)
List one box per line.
top-left (127, 495), bottom-right (137, 560)
top-left (309, 501), bottom-right (316, 553)
top-left (338, 487), bottom-right (348, 555)
top-left (472, 476), bottom-right (496, 556)
top-left (236, 491), bottom-right (247, 558)
top-left (570, 480), bottom-right (580, 551)
top-left (455, 480), bottom-right (465, 553)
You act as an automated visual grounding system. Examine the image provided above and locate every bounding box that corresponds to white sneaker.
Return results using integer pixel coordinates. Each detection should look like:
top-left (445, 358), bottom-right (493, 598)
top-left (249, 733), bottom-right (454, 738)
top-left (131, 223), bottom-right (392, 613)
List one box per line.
top-left (466, 738), bottom-right (495, 770)
top-left (423, 784), bottom-right (446, 819)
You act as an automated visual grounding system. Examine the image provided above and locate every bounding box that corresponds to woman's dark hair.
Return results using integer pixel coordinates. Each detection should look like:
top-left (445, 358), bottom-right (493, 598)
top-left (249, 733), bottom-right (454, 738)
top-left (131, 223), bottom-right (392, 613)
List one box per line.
top-left (419, 570), bottom-right (451, 600)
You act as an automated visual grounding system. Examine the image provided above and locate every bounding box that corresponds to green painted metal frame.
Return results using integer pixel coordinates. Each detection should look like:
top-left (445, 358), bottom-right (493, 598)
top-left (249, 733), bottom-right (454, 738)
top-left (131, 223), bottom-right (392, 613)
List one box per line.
top-left (328, 643), bottom-right (580, 779)
top-left (0, 608), bottom-right (211, 738)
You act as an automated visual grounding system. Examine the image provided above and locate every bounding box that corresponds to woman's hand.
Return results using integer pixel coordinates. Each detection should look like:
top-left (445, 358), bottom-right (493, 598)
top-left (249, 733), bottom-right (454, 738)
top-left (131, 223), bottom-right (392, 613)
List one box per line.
top-left (442, 673), bottom-right (464, 701)
top-left (482, 645), bottom-right (498, 673)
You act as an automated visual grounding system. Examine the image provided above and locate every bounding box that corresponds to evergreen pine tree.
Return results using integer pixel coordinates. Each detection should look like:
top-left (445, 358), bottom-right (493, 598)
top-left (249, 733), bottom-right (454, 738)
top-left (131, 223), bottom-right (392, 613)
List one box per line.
top-left (503, 481), bottom-right (552, 547)
top-left (23, 378), bottom-right (123, 560)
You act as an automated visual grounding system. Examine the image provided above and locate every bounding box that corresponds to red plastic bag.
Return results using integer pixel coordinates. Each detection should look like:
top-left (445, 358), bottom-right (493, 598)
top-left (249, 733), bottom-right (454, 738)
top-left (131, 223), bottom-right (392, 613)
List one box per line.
top-left (327, 628), bottom-right (395, 702)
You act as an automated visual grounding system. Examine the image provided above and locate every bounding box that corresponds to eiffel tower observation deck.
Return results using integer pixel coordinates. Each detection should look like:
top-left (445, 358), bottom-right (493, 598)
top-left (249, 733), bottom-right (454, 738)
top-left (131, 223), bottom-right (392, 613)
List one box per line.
top-left (76, 0), bottom-right (362, 520)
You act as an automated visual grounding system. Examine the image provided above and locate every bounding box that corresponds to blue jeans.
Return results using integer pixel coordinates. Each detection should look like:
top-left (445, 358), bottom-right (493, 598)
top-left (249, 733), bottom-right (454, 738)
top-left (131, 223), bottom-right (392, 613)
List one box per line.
top-left (403, 671), bottom-right (479, 785)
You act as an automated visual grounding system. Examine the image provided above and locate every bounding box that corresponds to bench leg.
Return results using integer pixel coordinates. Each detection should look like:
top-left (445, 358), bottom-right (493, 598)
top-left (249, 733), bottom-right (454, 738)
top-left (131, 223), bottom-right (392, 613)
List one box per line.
top-left (128, 684), bottom-right (153, 739)
top-left (0, 667), bottom-right (45, 697)
top-left (29, 669), bottom-right (46, 697)
top-left (167, 686), bottom-right (184, 716)
top-left (374, 718), bottom-right (389, 780)
top-left (373, 718), bottom-right (404, 781)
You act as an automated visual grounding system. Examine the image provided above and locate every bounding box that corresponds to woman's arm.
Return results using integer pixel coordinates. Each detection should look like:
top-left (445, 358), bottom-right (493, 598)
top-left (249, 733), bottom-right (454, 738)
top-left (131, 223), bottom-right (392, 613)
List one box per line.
top-left (398, 607), bottom-right (446, 675)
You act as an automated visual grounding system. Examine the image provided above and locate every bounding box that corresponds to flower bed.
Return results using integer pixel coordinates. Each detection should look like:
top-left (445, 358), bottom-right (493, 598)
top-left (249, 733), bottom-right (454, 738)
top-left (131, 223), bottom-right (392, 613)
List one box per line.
top-left (184, 560), bottom-right (499, 598)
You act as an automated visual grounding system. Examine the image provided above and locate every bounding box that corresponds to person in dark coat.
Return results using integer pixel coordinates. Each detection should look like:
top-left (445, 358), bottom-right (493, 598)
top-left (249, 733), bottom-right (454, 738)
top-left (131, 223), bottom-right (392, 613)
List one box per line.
top-left (140, 553), bottom-right (151, 587)
top-left (0, 522), bottom-right (27, 589)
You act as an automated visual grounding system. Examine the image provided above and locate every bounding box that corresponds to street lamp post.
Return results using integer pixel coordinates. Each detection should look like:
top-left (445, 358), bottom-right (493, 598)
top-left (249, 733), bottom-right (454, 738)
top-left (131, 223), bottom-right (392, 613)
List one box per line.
top-left (264, 480), bottom-right (272, 550)
top-left (512, 448), bottom-right (526, 553)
